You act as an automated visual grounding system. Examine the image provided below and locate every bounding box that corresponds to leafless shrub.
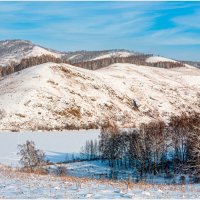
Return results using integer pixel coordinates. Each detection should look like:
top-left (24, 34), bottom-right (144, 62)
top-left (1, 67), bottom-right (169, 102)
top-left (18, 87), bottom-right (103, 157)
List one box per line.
top-left (56, 165), bottom-right (67, 177)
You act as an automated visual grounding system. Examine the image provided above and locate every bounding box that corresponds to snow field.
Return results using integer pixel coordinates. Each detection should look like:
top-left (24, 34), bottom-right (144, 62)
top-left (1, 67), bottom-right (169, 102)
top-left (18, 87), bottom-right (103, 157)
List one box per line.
top-left (0, 164), bottom-right (200, 199)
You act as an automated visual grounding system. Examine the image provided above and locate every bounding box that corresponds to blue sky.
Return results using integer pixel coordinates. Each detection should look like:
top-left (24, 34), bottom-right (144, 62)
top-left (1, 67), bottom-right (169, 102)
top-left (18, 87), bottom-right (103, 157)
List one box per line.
top-left (0, 2), bottom-right (200, 61)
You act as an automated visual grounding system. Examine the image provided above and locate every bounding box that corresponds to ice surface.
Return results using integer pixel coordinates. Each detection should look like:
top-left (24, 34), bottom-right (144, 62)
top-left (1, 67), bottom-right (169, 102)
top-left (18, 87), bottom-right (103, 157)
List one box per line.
top-left (0, 130), bottom-right (99, 166)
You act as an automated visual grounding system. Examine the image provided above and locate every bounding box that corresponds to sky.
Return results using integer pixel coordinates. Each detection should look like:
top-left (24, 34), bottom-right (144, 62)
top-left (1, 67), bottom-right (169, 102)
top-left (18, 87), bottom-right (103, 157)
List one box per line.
top-left (0, 1), bottom-right (200, 61)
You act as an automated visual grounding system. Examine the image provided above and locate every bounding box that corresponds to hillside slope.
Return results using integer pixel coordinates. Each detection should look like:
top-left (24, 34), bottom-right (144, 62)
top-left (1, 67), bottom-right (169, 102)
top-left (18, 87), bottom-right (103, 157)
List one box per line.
top-left (0, 62), bottom-right (199, 131)
top-left (61, 50), bottom-right (137, 64)
top-left (0, 40), bottom-right (61, 67)
top-left (0, 40), bottom-right (137, 67)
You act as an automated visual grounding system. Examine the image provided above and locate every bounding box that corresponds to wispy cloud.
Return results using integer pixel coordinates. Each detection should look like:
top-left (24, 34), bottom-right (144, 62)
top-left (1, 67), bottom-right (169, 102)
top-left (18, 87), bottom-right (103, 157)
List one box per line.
top-left (172, 11), bottom-right (200, 29)
top-left (0, 2), bottom-right (199, 60)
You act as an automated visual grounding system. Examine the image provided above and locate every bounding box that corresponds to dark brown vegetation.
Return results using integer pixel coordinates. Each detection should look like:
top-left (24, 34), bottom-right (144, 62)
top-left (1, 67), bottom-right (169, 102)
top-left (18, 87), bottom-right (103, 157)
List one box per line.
top-left (73, 54), bottom-right (185, 70)
top-left (0, 55), bottom-right (68, 77)
top-left (0, 54), bottom-right (185, 78)
top-left (98, 112), bottom-right (200, 178)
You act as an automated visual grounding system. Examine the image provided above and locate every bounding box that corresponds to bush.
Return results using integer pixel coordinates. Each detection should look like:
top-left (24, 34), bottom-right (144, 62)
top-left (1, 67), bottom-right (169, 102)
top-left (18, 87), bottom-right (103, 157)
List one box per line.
top-left (56, 165), bottom-right (67, 176)
top-left (179, 175), bottom-right (186, 184)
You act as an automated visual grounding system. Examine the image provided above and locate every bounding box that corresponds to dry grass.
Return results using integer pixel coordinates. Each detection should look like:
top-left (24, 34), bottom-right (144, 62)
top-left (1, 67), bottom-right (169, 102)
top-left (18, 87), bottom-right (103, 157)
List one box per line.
top-left (67, 107), bottom-right (81, 118)
top-left (0, 164), bottom-right (199, 199)
top-left (0, 108), bottom-right (6, 119)
top-left (15, 113), bottom-right (26, 118)
top-left (55, 107), bottom-right (81, 118)
top-left (19, 167), bottom-right (49, 175)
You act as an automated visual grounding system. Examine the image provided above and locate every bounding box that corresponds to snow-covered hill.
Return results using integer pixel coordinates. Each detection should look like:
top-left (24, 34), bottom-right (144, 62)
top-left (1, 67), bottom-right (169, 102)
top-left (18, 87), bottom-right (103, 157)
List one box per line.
top-left (146, 56), bottom-right (177, 63)
top-left (0, 62), bottom-right (199, 131)
top-left (0, 40), bottom-right (142, 71)
top-left (0, 39), bottom-right (191, 72)
top-left (88, 51), bottom-right (135, 61)
top-left (62, 49), bottom-right (137, 64)
top-left (0, 40), bottom-right (61, 67)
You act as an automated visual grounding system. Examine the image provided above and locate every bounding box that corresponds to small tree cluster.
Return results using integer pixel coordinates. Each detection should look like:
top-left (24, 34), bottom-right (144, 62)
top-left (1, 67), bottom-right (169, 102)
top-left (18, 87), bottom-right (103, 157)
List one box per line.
top-left (81, 139), bottom-right (99, 160)
top-left (18, 140), bottom-right (46, 171)
top-left (151, 61), bottom-right (184, 69)
top-left (99, 112), bottom-right (200, 178)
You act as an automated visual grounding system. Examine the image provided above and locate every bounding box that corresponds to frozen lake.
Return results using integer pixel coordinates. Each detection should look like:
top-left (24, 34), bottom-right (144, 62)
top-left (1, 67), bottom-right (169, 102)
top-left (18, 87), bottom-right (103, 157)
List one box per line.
top-left (0, 130), bottom-right (100, 166)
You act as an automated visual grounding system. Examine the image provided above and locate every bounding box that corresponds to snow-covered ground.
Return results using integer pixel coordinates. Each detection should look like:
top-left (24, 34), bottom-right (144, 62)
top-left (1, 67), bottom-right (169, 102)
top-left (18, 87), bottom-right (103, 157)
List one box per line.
top-left (0, 130), bottom-right (99, 167)
top-left (89, 51), bottom-right (134, 61)
top-left (0, 164), bottom-right (200, 199)
top-left (146, 56), bottom-right (178, 63)
top-left (53, 160), bottom-right (187, 184)
top-left (0, 62), bottom-right (200, 131)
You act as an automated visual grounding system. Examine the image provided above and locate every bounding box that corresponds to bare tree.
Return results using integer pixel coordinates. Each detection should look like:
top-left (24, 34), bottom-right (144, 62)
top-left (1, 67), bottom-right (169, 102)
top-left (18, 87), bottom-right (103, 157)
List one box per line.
top-left (81, 139), bottom-right (99, 160)
top-left (18, 140), bottom-right (46, 171)
top-left (187, 128), bottom-right (200, 174)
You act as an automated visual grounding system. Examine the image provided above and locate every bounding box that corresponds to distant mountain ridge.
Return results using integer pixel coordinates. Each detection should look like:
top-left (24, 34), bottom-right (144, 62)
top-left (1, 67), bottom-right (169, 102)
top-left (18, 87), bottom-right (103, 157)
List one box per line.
top-left (0, 39), bottom-right (139, 67)
top-left (1, 39), bottom-right (197, 65)
top-left (62, 49), bottom-right (138, 64)
top-left (0, 39), bottom-right (198, 78)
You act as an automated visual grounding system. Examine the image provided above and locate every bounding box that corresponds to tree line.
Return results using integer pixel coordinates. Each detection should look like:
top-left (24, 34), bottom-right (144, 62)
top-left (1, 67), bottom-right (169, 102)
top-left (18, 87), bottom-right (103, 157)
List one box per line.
top-left (0, 53), bottom-right (185, 78)
top-left (0, 55), bottom-right (68, 77)
top-left (73, 54), bottom-right (185, 70)
top-left (97, 112), bottom-right (200, 178)
top-left (17, 112), bottom-right (200, 180)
